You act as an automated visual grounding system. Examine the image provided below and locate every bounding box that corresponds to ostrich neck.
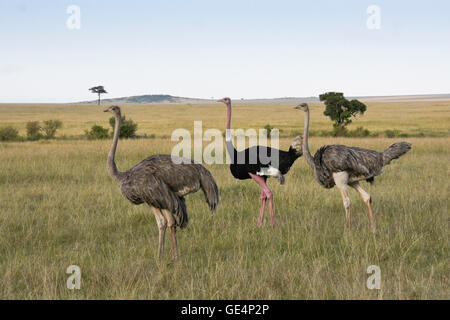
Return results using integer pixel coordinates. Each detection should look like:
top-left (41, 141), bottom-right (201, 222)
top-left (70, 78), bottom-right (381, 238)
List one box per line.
top-left (226, 103), bottom-right (232, 140)
top-left (107, 113), bottom-right (124, 182)
top-left (303, 108), bottom-right (315, 169)
top-left (225, 103), bottom-right (236, 159)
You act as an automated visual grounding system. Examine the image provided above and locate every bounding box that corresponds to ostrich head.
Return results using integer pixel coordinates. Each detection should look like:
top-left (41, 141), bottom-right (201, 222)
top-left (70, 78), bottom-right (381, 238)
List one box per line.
top-left (104, 105), bottom-right (121, 115)
top-left (217, 97), bottom-right (231, 105)
top-left (294, 103), bottom-right (309, 112)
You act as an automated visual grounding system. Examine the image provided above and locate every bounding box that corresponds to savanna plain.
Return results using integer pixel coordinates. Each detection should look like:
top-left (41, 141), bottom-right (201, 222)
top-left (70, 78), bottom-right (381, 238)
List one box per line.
top-left (0, 101), bottom-right (448, 299)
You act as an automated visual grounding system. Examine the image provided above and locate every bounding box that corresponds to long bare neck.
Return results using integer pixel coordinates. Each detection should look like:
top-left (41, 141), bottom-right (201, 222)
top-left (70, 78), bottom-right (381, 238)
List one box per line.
top-left (303, 107), bottom-right (315, 169)
top-left (107, 113), bottom-right (124, 182)
top-left (225, 102), bottom-right (236, 157)
top-left (226, 102), bottom-right (232, 140)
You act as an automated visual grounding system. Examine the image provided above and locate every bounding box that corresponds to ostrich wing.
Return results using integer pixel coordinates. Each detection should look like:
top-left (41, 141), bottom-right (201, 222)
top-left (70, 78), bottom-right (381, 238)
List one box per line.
top-left (119, 154), bottom-right (218, 228)
top-left (314, 145), bottom-right (383, 188)
top-left (234, 146), bottom-right (297, 174)
top-left (149, 155), bottom-right (219, 213)
top-left (121, 174), bottom-right (188, 228)
top-left (125, 154), bottom-right (203, 195)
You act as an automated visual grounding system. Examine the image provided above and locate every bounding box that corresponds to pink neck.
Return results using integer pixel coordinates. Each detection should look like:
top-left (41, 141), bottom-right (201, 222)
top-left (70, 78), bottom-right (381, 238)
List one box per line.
top-left (226, 102), bottom-right (232, 140)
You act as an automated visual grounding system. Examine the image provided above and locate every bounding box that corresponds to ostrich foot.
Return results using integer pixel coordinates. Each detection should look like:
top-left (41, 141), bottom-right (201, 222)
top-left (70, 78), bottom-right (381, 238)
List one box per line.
top-left (270, 217), bottom-right (277, 228)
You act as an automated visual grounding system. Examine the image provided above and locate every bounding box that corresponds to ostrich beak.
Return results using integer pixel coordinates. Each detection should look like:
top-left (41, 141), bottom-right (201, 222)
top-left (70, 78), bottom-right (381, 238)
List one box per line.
top-left (217, 99), bottom-right (224, 103)
top-left (294, 103), bottom-right (307, 110)
top-left (103, 108), bottom-right (109, 112)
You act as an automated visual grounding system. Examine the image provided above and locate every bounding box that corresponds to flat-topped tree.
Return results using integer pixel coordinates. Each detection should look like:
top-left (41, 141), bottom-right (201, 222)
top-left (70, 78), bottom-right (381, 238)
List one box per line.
top-left (89, 86), bottom-right (108, 105)
top-left (319, 92), bottom-right (367, 136)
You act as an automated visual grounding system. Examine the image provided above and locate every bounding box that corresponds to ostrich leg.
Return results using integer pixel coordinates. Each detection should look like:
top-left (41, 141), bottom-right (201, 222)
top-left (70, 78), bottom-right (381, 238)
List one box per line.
top-left (339, 189), bottom-right (351, 230)
top-left (249, 173), bottom-right (276, 227)
top-left (351, 182), bottom-right (376, 233)
top-left (333, 173), bottom-right (351, 231)
top-left (151, 207), bottom-right (167, 258)
top-left (258, 190), bottom-right (267, 227)
top-left (162, 209), bottom-right (179, 259)
top-left (170, 227), bottom-right (178, 259)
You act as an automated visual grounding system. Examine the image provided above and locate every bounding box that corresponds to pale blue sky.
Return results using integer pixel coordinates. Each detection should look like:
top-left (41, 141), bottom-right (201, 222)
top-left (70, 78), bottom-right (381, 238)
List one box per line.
top-left (0, 0), bottom-right (449, 103)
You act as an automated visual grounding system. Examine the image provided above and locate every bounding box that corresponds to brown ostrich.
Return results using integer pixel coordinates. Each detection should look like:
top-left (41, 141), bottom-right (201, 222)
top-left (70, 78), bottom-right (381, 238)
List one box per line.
top-left (295, 103), bottom-right (411, 233)
top-left (104, 106), bottom-right (219, 258)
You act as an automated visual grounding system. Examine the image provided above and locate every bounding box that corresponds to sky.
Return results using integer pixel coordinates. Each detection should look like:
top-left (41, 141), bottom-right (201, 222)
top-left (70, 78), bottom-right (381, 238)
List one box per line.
top-left (0, 0), bottom-right (449, 103)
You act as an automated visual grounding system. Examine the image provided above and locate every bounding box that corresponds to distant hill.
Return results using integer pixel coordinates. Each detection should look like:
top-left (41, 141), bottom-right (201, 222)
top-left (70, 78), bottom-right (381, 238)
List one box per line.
top-left (81, 94), bottom-right (210, 104)
top-left (80, 93), bottom-right (450, 105)
top-left (81, 94), bottom-right (320, 104)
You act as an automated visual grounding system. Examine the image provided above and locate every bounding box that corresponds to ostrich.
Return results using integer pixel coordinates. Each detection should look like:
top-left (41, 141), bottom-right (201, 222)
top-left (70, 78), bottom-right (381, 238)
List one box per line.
top-left (295, 103), bottom-right (411, 232)
top-left (217, 98), bottom-right (303, 227)
top-left (104, 106), bottom-right (219, 259)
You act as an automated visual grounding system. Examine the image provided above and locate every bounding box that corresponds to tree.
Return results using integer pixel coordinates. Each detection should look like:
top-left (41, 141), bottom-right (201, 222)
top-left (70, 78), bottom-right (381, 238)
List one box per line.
top-left (42, 120), bottom-right (63, 139)
top-left (109, 116), bottom-right (138, 139)
top-left (319, 92), bottom-right (367, 131)
top-left (26, 121), bottom-right (43, 141)
top-left (89, 86), bottom-right (108, 105)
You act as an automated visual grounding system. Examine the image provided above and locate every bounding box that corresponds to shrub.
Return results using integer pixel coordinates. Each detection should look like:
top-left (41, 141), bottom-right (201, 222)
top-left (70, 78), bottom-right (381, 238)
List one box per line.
top-left (348, 126), bottom-right (371, 137)
top-left (0, 126), bottom-right (20, 141)
top-left (26, 121), bottom-right (43, 141)
top-left (140, 133), bottom-right (156, 139)
top-left (109, 116), bottom-right (138, 139)
top-left (85, 125), bottom-right (110, 140)
top-left (332, 125), bottom-right (349, 137)
top-left (384, 129), bottom-right (401, 138)
top-left (42, 120), bottom-right (63, 139)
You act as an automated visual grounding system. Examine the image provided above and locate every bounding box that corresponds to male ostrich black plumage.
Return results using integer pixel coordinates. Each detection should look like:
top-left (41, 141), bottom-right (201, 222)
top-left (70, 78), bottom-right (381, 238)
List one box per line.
top-left (295, 103), bottom-right (411, 232)
top-left (104, 106), bottom-right (219, 259)
top-left (218, 98), bottom-right (303, 227)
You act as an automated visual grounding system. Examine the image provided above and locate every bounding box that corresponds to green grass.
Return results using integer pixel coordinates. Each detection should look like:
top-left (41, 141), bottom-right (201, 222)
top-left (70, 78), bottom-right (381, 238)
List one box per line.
top-left (0, 103), bottom-right (449, 299)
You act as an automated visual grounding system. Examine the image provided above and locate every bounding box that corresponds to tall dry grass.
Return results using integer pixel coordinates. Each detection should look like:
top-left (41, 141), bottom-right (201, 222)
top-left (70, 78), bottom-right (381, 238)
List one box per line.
top-left (0, 103), bottom-right (448, 299)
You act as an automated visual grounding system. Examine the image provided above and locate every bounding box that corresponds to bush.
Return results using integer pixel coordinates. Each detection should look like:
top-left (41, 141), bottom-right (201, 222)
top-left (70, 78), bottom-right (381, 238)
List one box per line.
top-left (347, 126), bottom-right (371, 137)
top-left (26, 121), bottom-right (43, 141)
top-left (109, 116), bottom-right (138, 139)
top-left (0, 126), bottom-right (20, 141)
top-left (85, 125), bottom-right (109, 140)
top-left (330, 125), bottom-right (372, 137)
top-left (384, 129), bottom-right (401, 138)
top-left (42, 120), bottom-right (63, 139)
top-left (140, 133), bottom-right (156, 139)
top-left (332, 125), bottom-right (349, 137)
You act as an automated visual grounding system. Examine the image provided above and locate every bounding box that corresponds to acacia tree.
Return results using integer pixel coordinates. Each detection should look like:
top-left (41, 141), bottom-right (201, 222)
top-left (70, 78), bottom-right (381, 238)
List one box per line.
top-left (89, 86), bottom-right (108, 105)
top-left (319, 92), bottom-right (367, 134)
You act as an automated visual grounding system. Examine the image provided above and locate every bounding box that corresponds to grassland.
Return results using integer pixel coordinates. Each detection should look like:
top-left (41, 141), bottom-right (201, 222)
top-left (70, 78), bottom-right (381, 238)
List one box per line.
top-left (1, 100), bottom-right (449, 138)
top-left (0, 101), bottom-right (449, 299)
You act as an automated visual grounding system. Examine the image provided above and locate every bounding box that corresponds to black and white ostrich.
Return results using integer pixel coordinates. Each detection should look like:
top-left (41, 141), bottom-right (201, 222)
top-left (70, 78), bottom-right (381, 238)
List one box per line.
top-left (218, 98), bottom-right (303, 227)
top-left (104, 106), bottom-right (219, 259)
top-left (295, 103), bottom-right (411, 232)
